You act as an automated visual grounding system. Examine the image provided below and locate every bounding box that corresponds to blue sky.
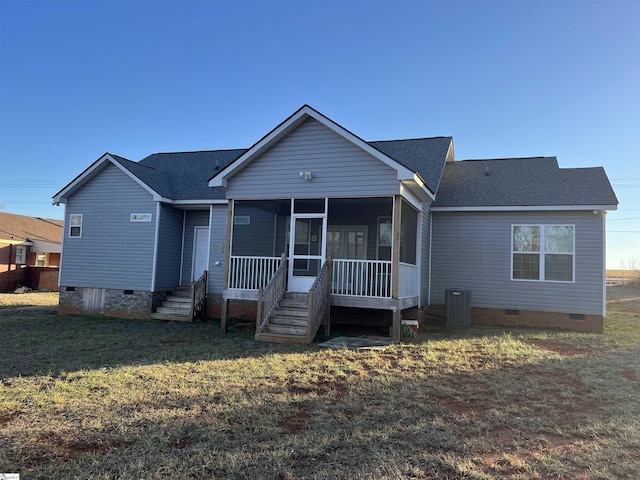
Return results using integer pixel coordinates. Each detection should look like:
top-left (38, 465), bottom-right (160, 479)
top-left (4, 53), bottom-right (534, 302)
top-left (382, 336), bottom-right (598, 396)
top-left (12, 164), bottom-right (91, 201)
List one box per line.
top-left (0, 0), bottom-right (638, 268)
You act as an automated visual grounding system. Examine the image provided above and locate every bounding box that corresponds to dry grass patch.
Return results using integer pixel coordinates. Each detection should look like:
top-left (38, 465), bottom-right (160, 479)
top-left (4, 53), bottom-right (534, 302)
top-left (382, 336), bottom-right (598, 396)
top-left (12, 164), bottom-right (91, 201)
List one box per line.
top-left (0, 290), bottom-right (639, 478)
top-left (0, 291), bottom-right (59, 307)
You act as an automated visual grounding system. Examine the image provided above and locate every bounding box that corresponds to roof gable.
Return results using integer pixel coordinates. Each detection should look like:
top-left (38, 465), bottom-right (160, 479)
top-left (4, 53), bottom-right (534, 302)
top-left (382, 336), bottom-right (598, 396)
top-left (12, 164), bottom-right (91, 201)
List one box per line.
top-left (53, 153), bottom-right (169, 204)
top-left (208, 105), bottom-right (423, 191)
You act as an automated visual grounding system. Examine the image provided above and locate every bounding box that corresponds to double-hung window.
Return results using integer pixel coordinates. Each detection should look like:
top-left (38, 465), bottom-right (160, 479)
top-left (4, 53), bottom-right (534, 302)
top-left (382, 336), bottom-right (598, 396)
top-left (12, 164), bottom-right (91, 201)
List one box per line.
top-left (69, 214), bottom-right (83, 237)
top-left (15, 246), bottom-right (26, 264)
top-left (512, 225), bottom-right (574, 282)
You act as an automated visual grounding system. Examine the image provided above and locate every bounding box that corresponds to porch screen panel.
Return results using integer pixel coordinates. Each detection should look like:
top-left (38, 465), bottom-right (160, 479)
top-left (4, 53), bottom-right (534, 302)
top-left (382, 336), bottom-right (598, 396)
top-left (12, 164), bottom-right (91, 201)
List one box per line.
top-left (400, 201), bottom-right (418, 265)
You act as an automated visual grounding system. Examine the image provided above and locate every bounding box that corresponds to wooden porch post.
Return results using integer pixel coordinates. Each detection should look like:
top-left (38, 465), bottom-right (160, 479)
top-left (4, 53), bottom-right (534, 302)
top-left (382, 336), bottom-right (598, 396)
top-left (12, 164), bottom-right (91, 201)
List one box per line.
top-left (391, 195), bottom-right (402, 342)
top-left (220, 201), bottom-right (233, 334)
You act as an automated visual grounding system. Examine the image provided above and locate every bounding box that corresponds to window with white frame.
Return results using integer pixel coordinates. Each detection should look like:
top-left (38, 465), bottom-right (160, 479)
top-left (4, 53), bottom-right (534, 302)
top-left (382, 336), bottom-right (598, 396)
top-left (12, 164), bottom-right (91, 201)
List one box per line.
top-left (36, 253), bottom-right (48, 266)
top-left (15, 246), bottom-right (26, 264)
top-left (69, 214), bottom-right (83, 237)
top-left (377, 217), bottom-right (392, 260)
top-left (512, 225), bottom-right (574, 282)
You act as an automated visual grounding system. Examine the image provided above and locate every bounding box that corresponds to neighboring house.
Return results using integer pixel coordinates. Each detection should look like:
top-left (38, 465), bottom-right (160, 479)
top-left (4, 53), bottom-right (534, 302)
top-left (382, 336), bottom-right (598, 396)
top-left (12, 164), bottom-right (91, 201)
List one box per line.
top-left (52, 105), bottom-right (618, 340)
top-left (0, 211), bottom-right (63, 292)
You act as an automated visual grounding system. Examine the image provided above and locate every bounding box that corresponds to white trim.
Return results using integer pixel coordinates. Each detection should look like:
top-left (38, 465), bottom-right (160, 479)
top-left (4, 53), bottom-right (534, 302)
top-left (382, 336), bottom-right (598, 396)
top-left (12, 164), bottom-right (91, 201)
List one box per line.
top-left (58, 203), bottom-right (66, 288)
top-left (179, 210), bottom-right (186, 286)
top-left (428, 210), bottom-right (433, 306)
top-left (151, 202), bottom-right (161, 292)
top-left (400, 183), bottom-right (424, 209)
top-left (69, 214), bottom-right (83, 238)
top-left (511, 224), bottom-right (575, 283)
top-left (602, 212), bottom-right (607, 316)
top-left (431, 204), bottom-right (618, 212)
top-left (208, 105), bottom-right (423, 189)
top-left (416, 204), bottom-right (422, 307)
top-left (191, 226), bottom-right (209, 282)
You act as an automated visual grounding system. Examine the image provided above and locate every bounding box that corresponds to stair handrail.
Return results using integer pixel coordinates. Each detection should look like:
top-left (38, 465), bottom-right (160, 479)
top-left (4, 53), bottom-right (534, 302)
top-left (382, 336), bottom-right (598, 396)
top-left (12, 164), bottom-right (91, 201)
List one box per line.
top-left (257, 253), bottom-right (287, 334)
top-left (190, 270), bottom-right (208, 319)
top-left (307, 258), bottom-right (332, 343)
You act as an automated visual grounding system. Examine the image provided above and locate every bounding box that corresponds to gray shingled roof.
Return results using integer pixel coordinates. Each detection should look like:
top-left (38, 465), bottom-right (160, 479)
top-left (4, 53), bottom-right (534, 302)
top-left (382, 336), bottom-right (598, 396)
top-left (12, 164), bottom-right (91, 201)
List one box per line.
top-left (433, 157), bottom-right (618, 207)
top-left (124, 149), bottom-right (246, 200)
top-left (115, 139), bottom-right (451, 201)
top-left (369, 137), bottom-right (452, 193)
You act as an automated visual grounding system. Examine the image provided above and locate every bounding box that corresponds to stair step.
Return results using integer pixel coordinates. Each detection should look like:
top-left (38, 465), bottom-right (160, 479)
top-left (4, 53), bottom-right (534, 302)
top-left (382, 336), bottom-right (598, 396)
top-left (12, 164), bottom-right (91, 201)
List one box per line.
top-left (255, 332), bottom-right (311, 344)
top-left (172, 290), bottom-right (191, 297)
top-left (156, 306), bottom-right (192, 315)
top-left (274, 307), bottom-right (307, 317)
top-left (270, 315), bottom-right (308, 327)
top-left (162, 301), bottom-right (191, 309)
top-left (150, 313), bottom-right (192, 322)
top-left (279, 298), bottom-right (308, 308)
top-left (165, 296), bottom-right (191, 303)
top-left (264, 324), bottom-right (307, 336)
top-left (283, 292), bottom-right (308, 301)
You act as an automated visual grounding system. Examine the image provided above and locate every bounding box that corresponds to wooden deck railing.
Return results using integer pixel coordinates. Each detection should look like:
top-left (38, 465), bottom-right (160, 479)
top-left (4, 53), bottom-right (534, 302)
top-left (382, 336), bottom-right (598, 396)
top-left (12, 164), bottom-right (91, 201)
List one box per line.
top-left (331, 259), bottom-right (392, 298)
top-left (256, 254), bottom-right (287, 334)
top-left (190, 270), bottom-right (207, 319)
top-left (229, 256), bottom-right (281, 290)
top-left (307, 259), bottom-right (332, 342)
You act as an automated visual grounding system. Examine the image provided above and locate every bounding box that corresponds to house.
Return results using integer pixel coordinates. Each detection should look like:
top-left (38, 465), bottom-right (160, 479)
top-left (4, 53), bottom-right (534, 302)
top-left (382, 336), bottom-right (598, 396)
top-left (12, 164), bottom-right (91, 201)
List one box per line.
top-left (52, 105), bottom-right (618, 339)
top-left (0, 211), bottom-right (63, 292)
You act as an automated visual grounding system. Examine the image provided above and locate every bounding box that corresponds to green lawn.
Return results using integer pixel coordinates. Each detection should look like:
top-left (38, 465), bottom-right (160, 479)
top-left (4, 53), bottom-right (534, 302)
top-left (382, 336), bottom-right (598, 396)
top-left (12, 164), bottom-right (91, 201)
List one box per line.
top-left (1, 292), bottom-right (639, 479)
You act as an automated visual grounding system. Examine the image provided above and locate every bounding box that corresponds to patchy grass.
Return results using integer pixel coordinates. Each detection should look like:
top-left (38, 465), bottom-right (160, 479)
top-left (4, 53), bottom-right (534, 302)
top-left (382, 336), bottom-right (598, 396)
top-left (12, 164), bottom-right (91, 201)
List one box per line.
top-left (0, 292), bottom-right (639, 479)
top-left (0, 291), bottom-right (59, 307)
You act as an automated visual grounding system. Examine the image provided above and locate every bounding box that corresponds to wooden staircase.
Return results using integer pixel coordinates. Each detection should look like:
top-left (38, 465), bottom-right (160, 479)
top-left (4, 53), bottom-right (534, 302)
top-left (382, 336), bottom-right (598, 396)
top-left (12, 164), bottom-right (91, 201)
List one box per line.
top-left (255, 292), bottom-right (312, 343)
top-left (150, 283), bottom-right (193, 322)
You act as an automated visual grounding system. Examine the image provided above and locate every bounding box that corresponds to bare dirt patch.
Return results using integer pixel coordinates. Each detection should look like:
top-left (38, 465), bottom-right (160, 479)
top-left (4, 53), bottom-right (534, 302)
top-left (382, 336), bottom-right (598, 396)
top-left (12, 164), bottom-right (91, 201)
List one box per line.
top-left (279, 408), bottom-right (311, 435)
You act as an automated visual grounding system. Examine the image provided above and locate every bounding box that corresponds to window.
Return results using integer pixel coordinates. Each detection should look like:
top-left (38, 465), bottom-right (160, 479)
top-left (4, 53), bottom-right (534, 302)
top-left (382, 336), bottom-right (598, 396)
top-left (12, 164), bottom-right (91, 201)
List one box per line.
top-left (69, 214), bottom-right (83, 237)
top-left (36, 253), bottom-right (48, 266)
top-left (15, 246), bottom-right (26, 264)
top-left (377, 217), bottom-right (392, 260)
top-left (512, 225), bottom-right (574, 282)
top-left (131, 213), bottom-right (152, 222)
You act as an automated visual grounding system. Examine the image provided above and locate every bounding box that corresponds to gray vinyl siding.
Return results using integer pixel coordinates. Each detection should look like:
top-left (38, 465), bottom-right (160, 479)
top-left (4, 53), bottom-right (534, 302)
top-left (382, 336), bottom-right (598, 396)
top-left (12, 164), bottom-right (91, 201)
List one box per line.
top-left (225, 118), bottom-right (400, 199)
top-left (420, 201), bottom-right (432, 306)
top-left (154, 204), bottom-right (183, 291)
top-left (430, 211), bottom-right (605, 315)
top-left (181, 210), bottom-right (210, 282)
top-left (231, 204), bottom-right (277, 256)
top-left (208, 205), bottom-right (228, 294)
top-left (60, 163), bottom-right (157, 290)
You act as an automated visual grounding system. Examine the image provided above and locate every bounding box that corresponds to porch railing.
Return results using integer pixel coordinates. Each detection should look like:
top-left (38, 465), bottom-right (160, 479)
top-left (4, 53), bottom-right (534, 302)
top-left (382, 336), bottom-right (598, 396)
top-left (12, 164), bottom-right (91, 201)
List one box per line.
top-left (398, 262), bottom-right (419, 298)
top-left (307, 259), bottom-right (331, 342)
top-left (229, 256), bottom-right (282, 290)
top-left (331, 259), bottom-right (392, 298)
top-left (256, 254), bottom-right (287, 334)
top-left (190, 270), bottom-right (207, 319)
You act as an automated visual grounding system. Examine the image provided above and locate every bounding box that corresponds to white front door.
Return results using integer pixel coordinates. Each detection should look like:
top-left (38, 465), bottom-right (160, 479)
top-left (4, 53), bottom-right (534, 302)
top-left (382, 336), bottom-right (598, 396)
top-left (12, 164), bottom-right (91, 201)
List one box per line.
top-left (192, 226), bottom-right (209, 281)
top-left (288, 216), bottom-right (326, 292)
